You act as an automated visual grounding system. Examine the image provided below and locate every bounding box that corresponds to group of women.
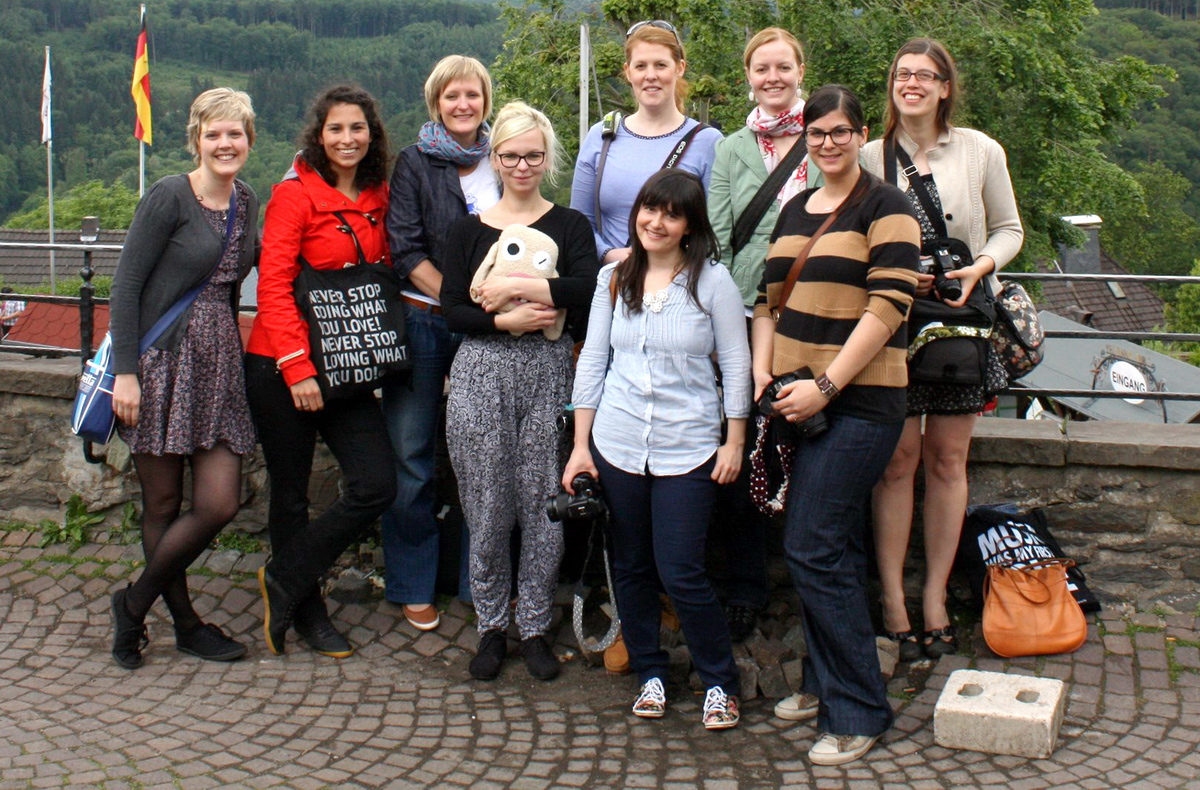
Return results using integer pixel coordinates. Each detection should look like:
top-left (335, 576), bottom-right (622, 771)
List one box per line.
top-left (106, 20), bottom-right (1021, 767)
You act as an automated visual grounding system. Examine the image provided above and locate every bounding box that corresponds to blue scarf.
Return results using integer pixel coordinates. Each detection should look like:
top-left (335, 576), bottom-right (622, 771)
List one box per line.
top-left (416, 121), bottom-right (490, 166)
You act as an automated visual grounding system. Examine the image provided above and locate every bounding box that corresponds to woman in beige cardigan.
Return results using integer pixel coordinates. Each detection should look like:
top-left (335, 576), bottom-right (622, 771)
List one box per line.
top-left (863, 38), bottom-right (1023, 661)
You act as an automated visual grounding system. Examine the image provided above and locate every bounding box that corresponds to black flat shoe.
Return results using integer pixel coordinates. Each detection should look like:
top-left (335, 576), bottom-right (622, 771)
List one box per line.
top-left (884, 630), bottom-right (922, 662)
top-left (519, 635), bottom-right (560, 681)
top-left (294, 593), bottom-right (354, 659)
top-left (258, 567), bottom-right (298, 655)
top-left (923, 624), bottom-right (958, 658)
top-left (469, 629), bottom-right (507, 680)
top-left (111, 586), bottom-right (149, 670)
top-left (175, 622), bottom-right (247, 662)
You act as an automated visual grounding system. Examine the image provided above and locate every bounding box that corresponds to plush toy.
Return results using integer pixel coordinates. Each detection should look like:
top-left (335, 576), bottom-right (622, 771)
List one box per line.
top-left (470, 224), bottom-right (565, 340)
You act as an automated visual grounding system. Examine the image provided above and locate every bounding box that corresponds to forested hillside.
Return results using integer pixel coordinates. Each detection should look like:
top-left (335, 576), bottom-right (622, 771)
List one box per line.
top-left (0, 0), bottom-right (503, 224)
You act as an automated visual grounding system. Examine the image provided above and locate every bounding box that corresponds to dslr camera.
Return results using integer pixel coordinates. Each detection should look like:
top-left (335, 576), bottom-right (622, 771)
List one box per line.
top-left (546, 472), bottom-right (607, 522)
top-left (921, 247), bottom-right (964, 302)
top-left (756, 366), bottom-right (828, 440)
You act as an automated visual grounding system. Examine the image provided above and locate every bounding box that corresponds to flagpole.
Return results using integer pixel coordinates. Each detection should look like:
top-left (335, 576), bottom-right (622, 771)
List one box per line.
top-left (43, 46), bottom-right (56, 291)
top-left (139, 141), bottom-right (145, 197)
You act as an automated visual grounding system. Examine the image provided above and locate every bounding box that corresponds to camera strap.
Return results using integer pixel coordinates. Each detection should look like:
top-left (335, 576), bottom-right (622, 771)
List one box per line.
top-left (572, 515), bottom-right (622, 654)
top-left (884, 137), bottom-right (950, 240)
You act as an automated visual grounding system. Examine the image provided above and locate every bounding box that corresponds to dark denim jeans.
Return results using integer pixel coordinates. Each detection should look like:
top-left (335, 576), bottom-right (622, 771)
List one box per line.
top-left (785, 412), bottom-right (903, 737)
top-left (595, 447), bottom-right (739, 695)
top-left (711, 440), bottom-right (768, 611)
top-left (380, 306), bottom-right (465, 604)
top-left (245, 354), bottom-right (397, 601)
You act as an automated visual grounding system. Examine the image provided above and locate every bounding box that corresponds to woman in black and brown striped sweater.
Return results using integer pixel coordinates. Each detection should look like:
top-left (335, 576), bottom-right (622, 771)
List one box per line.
top-left (750, 85), bottom-right (919, 767)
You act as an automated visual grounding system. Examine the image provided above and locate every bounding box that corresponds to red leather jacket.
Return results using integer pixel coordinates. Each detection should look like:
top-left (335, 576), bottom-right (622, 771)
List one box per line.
top-left (246, 156), bottom-right (391, 386)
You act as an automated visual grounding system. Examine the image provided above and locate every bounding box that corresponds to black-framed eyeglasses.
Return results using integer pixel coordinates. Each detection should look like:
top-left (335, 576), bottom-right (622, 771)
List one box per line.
top-left (804, 127), bottom-right (857, 146)
top-left (626, 19), bottom-right (682, 46)
top-left (496, 151), bottom-right (546, 168)
top-left (892, 68), bottom-right (945, 84)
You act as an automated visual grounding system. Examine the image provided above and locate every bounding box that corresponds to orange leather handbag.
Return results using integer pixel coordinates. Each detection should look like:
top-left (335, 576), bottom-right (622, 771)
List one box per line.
top-left (982, 559), bottom-right (1088, 658)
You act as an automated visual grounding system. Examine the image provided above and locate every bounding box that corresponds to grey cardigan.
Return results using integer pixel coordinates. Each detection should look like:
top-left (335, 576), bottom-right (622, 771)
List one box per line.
top-left (109, 174), bottom-right (260, 374)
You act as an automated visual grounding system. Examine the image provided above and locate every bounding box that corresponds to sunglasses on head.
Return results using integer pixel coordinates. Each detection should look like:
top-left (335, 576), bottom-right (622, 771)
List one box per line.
top-left (626, 19), bottom-right (682, 47)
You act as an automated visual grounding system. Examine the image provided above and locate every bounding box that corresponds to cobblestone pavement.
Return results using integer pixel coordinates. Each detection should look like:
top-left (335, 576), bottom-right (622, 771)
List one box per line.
top-left (2, 529), bottom-right (1199, 790)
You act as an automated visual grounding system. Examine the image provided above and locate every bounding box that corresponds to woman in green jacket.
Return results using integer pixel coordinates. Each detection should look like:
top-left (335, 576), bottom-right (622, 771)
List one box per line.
top-left (705, 27), bottom-right (810, 644)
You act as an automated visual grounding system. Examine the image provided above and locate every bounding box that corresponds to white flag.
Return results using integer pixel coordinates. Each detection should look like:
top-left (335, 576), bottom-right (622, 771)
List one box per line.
top-left (41, 47), bottom-right (52, 145)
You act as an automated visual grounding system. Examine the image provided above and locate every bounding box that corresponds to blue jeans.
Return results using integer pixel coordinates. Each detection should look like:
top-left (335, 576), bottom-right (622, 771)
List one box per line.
top-left (595, 448), bottom-right (739, 695)
top-left (380, 306), bottom-right (463, 604)
top-left (785, 413), bottom-right (903, 737)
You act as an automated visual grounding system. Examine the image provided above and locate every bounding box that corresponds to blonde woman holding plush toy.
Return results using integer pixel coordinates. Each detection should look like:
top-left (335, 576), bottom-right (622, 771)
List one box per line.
top-left (441, 101), bottom-right (599, 682)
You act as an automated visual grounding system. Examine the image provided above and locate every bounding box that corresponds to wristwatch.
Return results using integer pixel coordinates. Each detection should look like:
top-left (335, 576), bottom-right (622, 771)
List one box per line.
top-left (815, 373), bottom-right (840, 401)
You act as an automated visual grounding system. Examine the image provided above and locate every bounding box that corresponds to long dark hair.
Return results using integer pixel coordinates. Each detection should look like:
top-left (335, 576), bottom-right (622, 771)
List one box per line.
top-left (616, 169), bottom-right (718, 314)
top-left (299, 84), bottom-right (390, 189)
top-left (883, 38), bottom-right (958, 141)
top-left (803, 84), bottom-right (877, 210)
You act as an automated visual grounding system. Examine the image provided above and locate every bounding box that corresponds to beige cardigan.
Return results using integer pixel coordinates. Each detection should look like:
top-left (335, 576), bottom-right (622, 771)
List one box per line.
top-left (862, 126), bottom-right (1023, 291)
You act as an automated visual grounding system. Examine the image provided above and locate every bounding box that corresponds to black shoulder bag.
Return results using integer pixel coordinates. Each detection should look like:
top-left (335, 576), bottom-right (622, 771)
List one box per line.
top-left (884, 138), bottom-right (995, 386)
top-left (293, 211), bottom-right (411, 400)
top-left (729, 136), bottom-right (807, 260)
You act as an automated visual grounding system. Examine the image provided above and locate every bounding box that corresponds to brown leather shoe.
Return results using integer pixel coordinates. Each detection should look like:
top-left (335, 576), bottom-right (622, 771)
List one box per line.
top-left (604, 631), bottom-right (631, 674)
top-left (402, 604), bottom-right (440, 632)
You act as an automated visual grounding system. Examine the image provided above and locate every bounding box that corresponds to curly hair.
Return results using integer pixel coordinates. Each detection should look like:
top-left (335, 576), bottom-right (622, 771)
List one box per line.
top-left (299, 85), bottom-right (390, 189)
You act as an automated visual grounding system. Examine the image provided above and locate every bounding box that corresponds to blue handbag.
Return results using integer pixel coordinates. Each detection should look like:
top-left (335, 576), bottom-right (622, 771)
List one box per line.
top-left (71, 200), bottom-right (237, 444)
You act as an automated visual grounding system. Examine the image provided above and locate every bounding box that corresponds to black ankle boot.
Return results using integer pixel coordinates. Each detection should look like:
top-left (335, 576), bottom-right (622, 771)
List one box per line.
top-left (293, 589), bottom-right (353, 659)
top-left (257, 567), bottom-right (298, 655)
top-left (469, 630), bottom-right (508, 680)
top-left (111, 586), bottom-right (149, 669)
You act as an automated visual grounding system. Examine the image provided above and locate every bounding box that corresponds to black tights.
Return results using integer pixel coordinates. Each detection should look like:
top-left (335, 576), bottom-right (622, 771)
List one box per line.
top-left (125, 445), bottom-right (241, 629)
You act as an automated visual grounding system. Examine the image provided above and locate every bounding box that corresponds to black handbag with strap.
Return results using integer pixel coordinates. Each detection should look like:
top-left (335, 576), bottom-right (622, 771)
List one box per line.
top-left (884, 137), bottom-right (996, 385)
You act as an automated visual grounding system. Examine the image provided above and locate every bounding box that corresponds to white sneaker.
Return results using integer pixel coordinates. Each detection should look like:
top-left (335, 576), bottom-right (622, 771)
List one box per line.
top-left (808, 732), bottom-right (880, 766)
top-left (774, 692), bottom-right (820, 721)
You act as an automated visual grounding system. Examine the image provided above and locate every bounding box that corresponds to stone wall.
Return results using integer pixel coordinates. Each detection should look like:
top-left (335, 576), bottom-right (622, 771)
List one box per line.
top-left (3, 353), bottom-right (1198, 604)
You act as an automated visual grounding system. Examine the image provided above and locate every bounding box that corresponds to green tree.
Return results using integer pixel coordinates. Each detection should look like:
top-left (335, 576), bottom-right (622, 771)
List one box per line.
top-left (6, 180), bottom-right (140, 230)
top-left (1102, 161), bottom-right (1200, 279)
top-left (1163, 259), bottom-right (1200, 365)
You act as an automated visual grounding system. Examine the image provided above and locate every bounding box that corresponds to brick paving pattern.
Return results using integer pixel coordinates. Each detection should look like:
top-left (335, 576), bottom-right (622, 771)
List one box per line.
top-left (2, 529), bottom-right (1199, 789)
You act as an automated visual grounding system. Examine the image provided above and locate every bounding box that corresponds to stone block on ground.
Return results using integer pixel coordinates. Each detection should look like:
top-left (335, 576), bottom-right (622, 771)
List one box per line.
top-left (329, 569), bottom-right (375, 604)
top-left (757, 664), bottom-right (790, 699)
top-left (933, 669), bottom-right (1066, 759)
top-left (877, 636), bottom-right (899, 680)
top-left (781, 658), bottom-right (803, 693)
top-left (748, 638), bottom-right (795, 669)
top-left (781, 623), bottom-right (807, 658)
top-left (735, 657), bottom-right (759, 701)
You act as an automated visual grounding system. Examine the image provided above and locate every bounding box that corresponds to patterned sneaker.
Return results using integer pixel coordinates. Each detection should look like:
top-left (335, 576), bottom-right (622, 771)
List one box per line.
top-left (631, 677), bottom-right (667, 718)
top-left (808, 732), bottom-right (880, 766)
top-left (701, 686), bottom-right (739, 730)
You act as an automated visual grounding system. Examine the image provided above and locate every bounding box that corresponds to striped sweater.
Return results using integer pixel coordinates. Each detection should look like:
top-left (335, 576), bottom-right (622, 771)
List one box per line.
top-left (754, 182), bottom-right (920, 422)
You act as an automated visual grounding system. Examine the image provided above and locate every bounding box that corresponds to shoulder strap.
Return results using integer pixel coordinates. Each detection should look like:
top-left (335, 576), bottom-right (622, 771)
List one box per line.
top-left (609, 268), bottom-right (619, 305)
top-left (730, 138), bottom-right (807, 260)
top-left (774, 174), bottom-right (868, 320)
top-left (886, 137), bottom-right (949, 239)
top-left (594, 111), bottom-right (622, 233)
top-left (661, 121), bottom-right (708, 170)
top-left (139, 195), bottom-right (238, 354)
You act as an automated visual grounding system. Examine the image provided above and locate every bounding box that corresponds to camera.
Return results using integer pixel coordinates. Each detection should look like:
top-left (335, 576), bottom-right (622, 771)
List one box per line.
top-left (546, 472), bottom-right (607, 522)
top-left (923, 247), bottom-right (963, 302)
top-left (756, 367), bottom-right (828, 440)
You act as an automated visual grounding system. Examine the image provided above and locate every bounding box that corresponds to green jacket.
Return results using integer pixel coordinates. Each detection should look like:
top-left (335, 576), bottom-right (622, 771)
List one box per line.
top-left (708, 127), bottom-right (816, 308)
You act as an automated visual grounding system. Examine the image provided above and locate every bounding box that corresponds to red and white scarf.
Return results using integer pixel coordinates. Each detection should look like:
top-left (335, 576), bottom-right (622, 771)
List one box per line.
top-left (747, 99), bottom-right (808, 206)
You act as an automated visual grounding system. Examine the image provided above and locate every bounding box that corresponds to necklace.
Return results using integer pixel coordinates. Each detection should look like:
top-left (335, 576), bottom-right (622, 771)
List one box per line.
top-left (643, 285), bottom-right (670, 313)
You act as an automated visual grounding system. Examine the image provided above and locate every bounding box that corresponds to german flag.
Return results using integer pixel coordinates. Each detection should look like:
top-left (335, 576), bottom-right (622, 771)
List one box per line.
top-left (131, 9), bottom-right (152, 145)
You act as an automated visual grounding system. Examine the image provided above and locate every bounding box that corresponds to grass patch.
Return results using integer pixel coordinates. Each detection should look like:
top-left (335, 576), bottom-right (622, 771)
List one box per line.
top-left (210, 531), bottom-right (263, 554)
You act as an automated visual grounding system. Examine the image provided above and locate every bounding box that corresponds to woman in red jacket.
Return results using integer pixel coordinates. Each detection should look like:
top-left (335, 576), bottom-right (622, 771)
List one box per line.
top-left (245, 85), bottom-right (397, 659)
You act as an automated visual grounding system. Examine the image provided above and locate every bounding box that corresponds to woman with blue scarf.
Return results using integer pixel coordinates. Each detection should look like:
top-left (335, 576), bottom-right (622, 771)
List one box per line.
top-left (382, 55), bottom-right (498, 631)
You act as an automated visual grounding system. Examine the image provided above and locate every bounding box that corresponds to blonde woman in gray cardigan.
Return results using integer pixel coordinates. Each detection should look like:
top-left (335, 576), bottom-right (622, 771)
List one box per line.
top-left (863, 38), bottom-right (1023, 661)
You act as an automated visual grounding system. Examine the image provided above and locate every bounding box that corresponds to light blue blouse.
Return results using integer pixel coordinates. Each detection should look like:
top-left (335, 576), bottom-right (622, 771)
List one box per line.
top-left (572, 261), bottom-right (752, 476)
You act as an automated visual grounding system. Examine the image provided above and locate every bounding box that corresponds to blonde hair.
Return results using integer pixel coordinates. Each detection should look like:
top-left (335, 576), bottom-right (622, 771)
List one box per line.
top-left (489, 101), bottom-right (562, 187)
top-left (424, 55), bottom-right (493, 125)
top-left (624, 25), bottom-right (688, 113)
top-left (743, 27), bottom-right (805, 71)
top-left (186, 88), bottom-right (255, 163)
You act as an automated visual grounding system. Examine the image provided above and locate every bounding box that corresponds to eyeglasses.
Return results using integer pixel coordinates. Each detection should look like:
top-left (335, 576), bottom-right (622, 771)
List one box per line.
top-left (892, 68), bottom-right (945, 83)
top-left (496, 151), bottom-right (546, 168)
top-left (626, 19), bottom-right (682, 46)
top-left (804, 127), bottom-right (857, 146)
